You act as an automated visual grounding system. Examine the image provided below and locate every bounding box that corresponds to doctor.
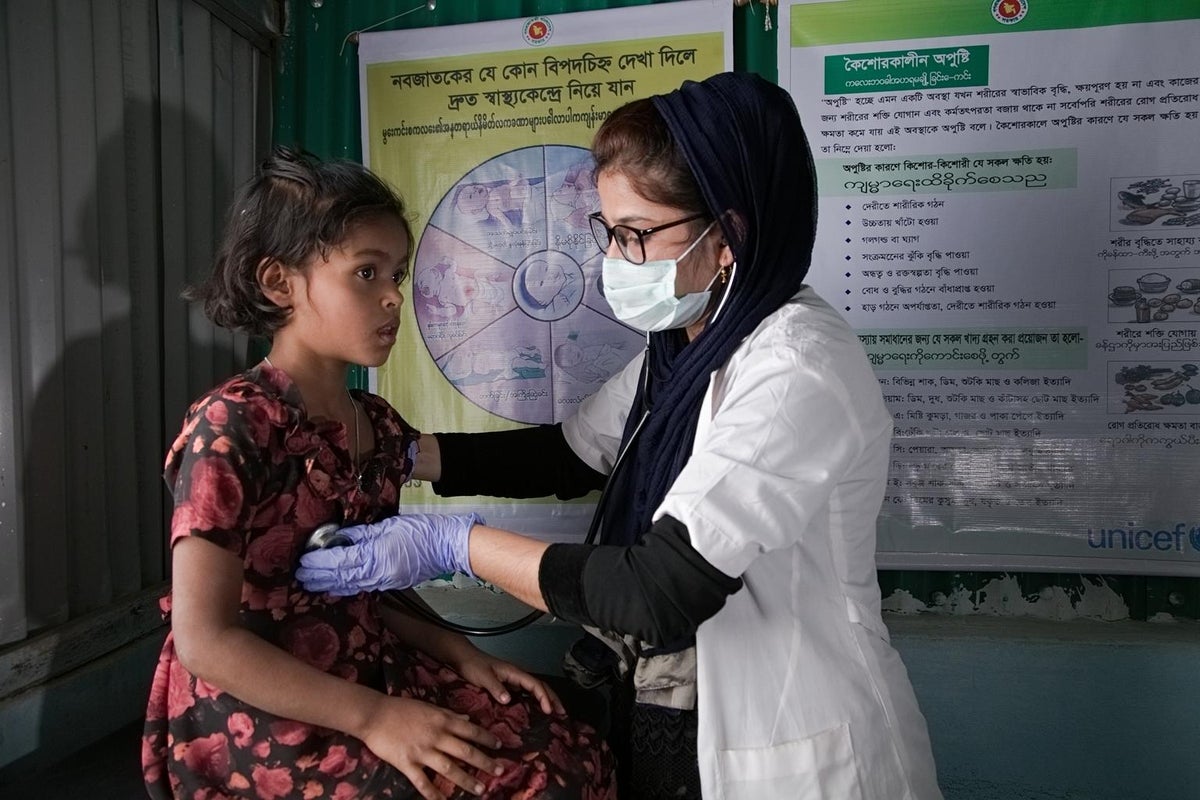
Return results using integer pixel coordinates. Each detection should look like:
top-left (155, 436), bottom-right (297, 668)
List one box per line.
top-left (299, 72), bottom-right (942, 800)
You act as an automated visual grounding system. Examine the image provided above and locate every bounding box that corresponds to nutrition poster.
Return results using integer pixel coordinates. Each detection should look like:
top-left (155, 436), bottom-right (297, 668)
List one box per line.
top-left (360, 3), bottom-right (731, 539)
top-left (782, 0), bottom-right (1200, 574)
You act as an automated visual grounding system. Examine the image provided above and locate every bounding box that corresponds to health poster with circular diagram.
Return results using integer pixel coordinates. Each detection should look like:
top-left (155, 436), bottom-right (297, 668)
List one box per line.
top-left (411, 144), bottom-right (643, 424)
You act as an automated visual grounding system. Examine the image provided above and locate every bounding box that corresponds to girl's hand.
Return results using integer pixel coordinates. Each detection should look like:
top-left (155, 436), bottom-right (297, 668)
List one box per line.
top-left (453, 649), bottom-right (566, 717)
top-left (359, 696), bottom-right (503, 800)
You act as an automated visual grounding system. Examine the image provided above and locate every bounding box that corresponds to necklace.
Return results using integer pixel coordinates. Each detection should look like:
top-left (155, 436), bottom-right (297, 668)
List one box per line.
top-left (348, 389), bottom-right (363, 488)
top-left (264, 357), bottom-right (363, 487)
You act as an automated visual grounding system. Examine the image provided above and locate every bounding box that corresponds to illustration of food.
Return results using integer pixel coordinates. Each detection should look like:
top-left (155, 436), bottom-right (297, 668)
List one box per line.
top-left (1136, 272), bottom-right (1170, 293)
top-left (1121, 207), bottom-right (1185, 225)
top-left (1109, 285), bottom-right (1139, 305)
top-left (1116, 364), bottom-right (1199, 413)
top-left (1114, 177), bottom-right (1200, 227)
top-left (1117, 190), bottom-right (1146, 208)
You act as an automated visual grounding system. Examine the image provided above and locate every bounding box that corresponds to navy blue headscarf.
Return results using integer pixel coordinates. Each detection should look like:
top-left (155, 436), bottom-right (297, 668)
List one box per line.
top-left (600, 72), bottom-right (818, 548)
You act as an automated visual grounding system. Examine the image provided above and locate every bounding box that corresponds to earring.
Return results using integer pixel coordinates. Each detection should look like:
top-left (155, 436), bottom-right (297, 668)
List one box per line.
top-left (718, 265), bottom-right (730, 285)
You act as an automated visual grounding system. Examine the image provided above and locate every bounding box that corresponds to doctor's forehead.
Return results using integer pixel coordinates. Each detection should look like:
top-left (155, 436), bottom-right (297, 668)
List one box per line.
top-left (597, 171), bottom-right (681, 223)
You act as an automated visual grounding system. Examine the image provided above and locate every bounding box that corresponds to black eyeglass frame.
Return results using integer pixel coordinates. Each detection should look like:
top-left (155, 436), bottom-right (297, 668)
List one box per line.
top-left (587, 211), bottom-right (708, 265)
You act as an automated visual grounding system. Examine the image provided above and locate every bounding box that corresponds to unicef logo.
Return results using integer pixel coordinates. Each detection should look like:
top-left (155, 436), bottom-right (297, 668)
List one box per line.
top-left (992, 0), bottom-right (1027, 25)
top-left (1087, 523), bottom-right (1200, 553)
top-left (523, 16), bottom-right (553, 46)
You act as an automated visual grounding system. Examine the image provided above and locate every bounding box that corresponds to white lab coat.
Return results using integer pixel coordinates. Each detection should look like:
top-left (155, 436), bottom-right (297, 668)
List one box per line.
top-left (563, 287), bottom-right (942, 800)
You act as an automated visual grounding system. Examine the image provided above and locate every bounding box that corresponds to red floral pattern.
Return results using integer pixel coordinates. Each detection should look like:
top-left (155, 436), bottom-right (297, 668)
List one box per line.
top-left (143, 364), bottom-right (614, 799)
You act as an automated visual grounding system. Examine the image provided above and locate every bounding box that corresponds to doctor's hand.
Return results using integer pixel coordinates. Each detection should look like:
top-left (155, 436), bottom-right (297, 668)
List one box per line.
top-left (296, 513), bottom-right (483, 596)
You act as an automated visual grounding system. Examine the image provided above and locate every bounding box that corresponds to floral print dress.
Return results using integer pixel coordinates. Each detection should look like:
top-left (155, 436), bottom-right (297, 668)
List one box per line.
top-left (142, 363), bottom-right (614, 800)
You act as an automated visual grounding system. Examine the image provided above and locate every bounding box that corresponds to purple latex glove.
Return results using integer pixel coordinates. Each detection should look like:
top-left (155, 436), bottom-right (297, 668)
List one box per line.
top-left (296, 512), bottom-right (483, 596)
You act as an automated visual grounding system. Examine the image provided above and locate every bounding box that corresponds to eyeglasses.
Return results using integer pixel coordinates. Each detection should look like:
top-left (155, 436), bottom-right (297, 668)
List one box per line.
top-left (587, 211), bottom-right (707, 265)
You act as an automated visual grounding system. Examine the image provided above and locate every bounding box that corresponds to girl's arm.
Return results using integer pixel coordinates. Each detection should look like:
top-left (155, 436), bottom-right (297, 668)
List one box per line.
top-left (377, 593), bottom-right (564, 716)
top-left (170, 536), bottom-right (502, 800)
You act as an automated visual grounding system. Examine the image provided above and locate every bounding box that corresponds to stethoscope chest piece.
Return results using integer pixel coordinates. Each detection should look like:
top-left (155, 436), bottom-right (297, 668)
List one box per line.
top-left (305, 522), bottom-right (351, 552)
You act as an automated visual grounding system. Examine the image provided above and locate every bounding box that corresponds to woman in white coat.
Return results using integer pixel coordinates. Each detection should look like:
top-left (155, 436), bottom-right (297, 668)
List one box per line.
top-left (299, 72), bottom-right (942, 800)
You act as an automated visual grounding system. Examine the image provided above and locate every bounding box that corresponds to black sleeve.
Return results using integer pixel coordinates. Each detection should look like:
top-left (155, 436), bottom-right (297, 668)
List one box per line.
top-left (538, 515), bottom-right (743, 647)
top-left (431, 424), bottom-right (606, 500)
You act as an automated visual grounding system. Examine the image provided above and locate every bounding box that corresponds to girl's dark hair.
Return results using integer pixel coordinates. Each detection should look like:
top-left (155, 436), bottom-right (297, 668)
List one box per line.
top-left (591, 99), bottom-right (707, 218)
top-left (186, 146), bottom-right (412, 336)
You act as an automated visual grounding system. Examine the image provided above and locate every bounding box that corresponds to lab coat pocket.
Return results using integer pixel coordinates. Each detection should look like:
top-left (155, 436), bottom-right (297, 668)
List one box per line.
top-left (716, 722), bottom-right (864, 800)
top-left (845, 596), bottom-right (890, 643)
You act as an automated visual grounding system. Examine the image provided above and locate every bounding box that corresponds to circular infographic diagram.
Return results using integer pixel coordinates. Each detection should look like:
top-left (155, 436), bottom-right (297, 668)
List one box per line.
top-left (412, 145), bottom-right (644, 424)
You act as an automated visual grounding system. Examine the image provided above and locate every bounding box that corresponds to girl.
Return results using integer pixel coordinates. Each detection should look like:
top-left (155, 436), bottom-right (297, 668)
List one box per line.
top-left (142, 147), bottom-right (614, 800)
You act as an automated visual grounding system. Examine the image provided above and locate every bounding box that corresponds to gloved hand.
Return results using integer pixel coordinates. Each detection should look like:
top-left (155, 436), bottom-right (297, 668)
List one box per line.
top-left (296, 512), bottom-right (483, 596)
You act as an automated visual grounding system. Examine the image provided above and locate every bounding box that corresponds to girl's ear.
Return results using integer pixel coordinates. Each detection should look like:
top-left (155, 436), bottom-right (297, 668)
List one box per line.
top-left (257, 258), bottom-right (292, 309)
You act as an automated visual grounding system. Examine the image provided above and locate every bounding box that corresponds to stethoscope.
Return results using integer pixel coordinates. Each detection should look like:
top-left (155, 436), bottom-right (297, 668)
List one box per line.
top-left (303, 519), bottom-right (545, 635)
top-left (303, 356), bottom-right (651, 637)
top-left (305, 260), bottom-right (736, 637)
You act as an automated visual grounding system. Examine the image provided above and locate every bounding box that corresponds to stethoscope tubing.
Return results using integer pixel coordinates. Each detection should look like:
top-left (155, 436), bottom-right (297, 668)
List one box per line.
top-left (304, 355), bottom-right (651, 637)
top-left (372, 266), bottom-right (735, 635)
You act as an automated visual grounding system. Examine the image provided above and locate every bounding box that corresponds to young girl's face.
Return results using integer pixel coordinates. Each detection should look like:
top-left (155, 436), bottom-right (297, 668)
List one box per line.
top-left (281, 215), bottom-right (410, 368)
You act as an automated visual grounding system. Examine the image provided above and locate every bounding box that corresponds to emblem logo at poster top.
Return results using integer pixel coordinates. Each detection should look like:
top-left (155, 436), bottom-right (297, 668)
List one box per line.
top-left (991, 0), bottom-right (1027, 25)
top-left (523, 16), bottom-right (554, 46)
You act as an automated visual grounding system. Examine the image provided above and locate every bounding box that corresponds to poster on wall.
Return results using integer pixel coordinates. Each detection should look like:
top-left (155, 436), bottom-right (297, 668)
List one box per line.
top-left (360, 2), bottom-right (732, 540)
top-left (781, 0), bottom-right (1200, 575)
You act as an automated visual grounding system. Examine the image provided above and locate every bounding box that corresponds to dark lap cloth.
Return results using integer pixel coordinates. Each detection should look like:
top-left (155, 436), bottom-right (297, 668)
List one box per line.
top-left (606, 678), bottom-right (701, 800)
top-left (143, 645), bottom-right (615, 800)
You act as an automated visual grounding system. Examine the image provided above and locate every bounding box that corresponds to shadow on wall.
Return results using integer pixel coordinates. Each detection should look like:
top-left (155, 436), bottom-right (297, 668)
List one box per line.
top-left (16, 94), bottom-right (238, 775)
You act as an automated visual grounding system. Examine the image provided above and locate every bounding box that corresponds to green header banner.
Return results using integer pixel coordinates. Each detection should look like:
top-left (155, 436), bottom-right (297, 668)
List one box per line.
top-left (859, 328), bottom-right (1088, 371)
top-left (825, 45), bottom-right (988, 94)
top-left (792, 0), bottom-right (1199, 47)
top-left (818, 148), bottom-right (1078, 197)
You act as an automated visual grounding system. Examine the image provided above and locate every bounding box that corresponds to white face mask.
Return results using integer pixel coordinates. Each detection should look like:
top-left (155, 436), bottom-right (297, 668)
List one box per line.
top-left (601, 220), bottom-right (720, 332)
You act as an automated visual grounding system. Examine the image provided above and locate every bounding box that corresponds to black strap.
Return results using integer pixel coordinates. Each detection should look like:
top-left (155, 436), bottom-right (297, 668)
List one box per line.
top-left (432, 425), bottom-right (605, 499)
top-left (540, 515), bottom-right (743, 647)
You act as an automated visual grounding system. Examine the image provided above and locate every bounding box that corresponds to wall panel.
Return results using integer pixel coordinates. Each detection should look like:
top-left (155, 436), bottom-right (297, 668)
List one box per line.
top-left (0, 0), bottom-right (273, 650)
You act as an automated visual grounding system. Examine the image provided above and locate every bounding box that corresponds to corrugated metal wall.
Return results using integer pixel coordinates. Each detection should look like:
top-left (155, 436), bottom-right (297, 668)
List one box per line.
top-left (0, 0), bottom-right (276, 646)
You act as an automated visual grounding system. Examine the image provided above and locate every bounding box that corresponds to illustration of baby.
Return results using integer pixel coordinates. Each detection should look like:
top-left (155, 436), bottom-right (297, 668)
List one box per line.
top-left (489, 178), bottom-right (533, 228)
top-left (510, 345), bottom-right (547, 379)
top-left (516, 258), bottom-right (579, 319)
top-left (441, 343), bottom-right (547, 385)
top-left (415, 258), bottom-right (509, 319)
top-left (553, 338), bottom-right (627, 384)
top-left (453, 182), bottom-right (512, 232)
top-left (440, 346), bottom-right (513, 386)
top-left (551, 160), bottom-right (599, 230)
